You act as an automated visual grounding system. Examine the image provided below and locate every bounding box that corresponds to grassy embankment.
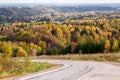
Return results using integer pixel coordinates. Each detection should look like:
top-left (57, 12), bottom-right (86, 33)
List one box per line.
top-left (0, 56), bottom-right (54, 79)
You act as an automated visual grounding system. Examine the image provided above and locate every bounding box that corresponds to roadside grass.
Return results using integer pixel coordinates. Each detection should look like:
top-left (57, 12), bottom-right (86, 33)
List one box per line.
top-left (37, 53), bottom-right (120, 62)
top-left (0, 56), bottom-right (53, 79)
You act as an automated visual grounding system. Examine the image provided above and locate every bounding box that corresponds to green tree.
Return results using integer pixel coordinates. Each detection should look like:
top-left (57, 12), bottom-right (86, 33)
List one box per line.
top-left (81, 40), bottom-right (96, 53)
top-left (51, 47), bottom-right (59, 55)
top-left (74, 43), bottom-right (82, 53)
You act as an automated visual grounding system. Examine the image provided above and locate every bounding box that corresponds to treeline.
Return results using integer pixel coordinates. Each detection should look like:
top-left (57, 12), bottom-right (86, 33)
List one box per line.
top-left (0, 39), bottom-right (119, 57)
top-left (0, 18), bottom-right (120, 56)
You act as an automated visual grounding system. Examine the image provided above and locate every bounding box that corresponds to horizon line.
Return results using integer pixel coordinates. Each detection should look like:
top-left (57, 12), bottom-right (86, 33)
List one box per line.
top-left (0, 3), bottom-right (120, 4)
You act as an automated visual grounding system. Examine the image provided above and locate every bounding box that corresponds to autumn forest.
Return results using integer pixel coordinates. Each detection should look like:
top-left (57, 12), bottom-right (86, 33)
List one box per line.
top-left (0, 18), bottom-right (119, 57)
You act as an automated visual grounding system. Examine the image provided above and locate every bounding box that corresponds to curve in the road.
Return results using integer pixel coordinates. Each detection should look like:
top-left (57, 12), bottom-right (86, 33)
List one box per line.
top-left (12, 60), bottom-right (120, 80)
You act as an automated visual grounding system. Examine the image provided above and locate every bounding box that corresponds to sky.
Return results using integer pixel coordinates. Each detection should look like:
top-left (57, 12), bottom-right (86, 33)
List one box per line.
top-left (0, 0), bottom-right (120, 4)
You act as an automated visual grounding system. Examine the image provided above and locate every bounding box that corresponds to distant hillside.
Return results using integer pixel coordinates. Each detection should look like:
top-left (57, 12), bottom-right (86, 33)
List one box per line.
top-left (53, 6), bottom-right (116, 12)
top-left (0, 6), bottom-right (117, 15)
top-left (0, 5), bottom-right (119, 23)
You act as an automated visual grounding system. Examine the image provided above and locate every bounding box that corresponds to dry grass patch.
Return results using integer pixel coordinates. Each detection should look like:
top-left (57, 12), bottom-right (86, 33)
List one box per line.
top-left (0, 56), bottom-right (53, 79)
top-left (37, 53), bottom-right (120, 62)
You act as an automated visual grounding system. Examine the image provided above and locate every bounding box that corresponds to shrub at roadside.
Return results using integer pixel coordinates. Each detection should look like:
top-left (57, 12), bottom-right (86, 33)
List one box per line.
top-left (16, 47), bottom-right (28, 57)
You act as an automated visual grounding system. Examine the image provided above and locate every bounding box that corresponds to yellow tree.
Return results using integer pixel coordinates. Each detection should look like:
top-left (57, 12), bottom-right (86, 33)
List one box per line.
top-left (38, 41), bottom-right (46, 55)
top-left (19, 42), bottom-right (24, 47)
top-left (112, 40), bottom-right (119, 52)
top-left (2, 45), bottom-right (12, 58)
top-left (16, 47), bottom-right (28, 57)
top-left (104, 40), bottom-right (111, 53)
